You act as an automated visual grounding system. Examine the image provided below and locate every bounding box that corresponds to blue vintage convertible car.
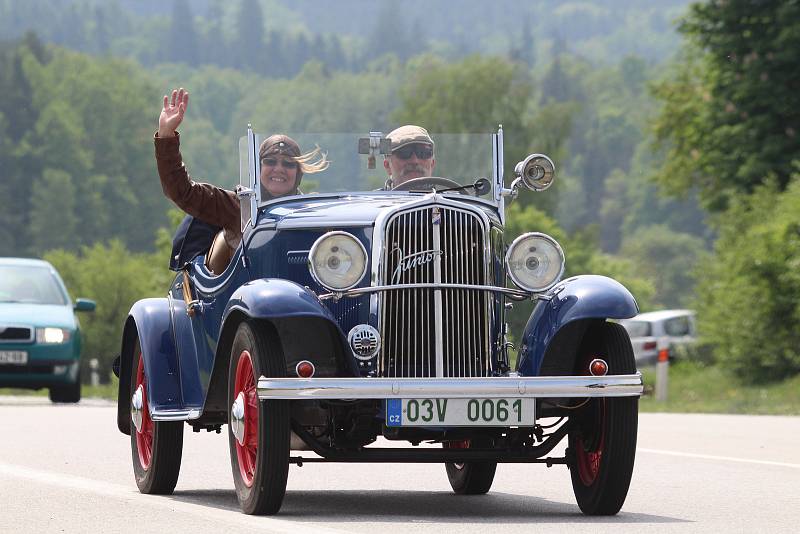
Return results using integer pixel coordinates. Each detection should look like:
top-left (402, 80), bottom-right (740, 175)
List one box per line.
top-left (116, 129), bottom-right (642, 515)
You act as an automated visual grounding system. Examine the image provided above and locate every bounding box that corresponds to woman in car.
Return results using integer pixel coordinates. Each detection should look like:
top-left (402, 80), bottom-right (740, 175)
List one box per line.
top-left (155, 87), bottom-right (328, 257)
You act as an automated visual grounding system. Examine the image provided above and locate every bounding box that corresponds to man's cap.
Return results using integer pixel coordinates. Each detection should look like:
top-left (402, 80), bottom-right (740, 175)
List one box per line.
top-left (259, 134), bottom-right (301, 158)
top-left (387, 125), bottom-right (434, 152)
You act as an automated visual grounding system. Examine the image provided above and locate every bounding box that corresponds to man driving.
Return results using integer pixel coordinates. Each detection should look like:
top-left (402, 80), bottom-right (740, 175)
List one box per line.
top-left (383, 125), bottom-right (436, 188)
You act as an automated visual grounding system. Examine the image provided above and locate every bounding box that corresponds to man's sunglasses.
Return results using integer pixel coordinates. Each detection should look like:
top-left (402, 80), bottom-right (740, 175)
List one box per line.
top-left (261, 157), bottom-right (299, 170)
top-left (393, 144), bottom-right (434, 160)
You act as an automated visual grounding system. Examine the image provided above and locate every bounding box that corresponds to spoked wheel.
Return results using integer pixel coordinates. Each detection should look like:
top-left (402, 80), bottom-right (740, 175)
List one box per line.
top-left (228, 320), bottom-right (289, 515)
top-left (130, 339), bottom-right (183, 494)
top-left (443, 438), bottom-right (497, 494)
top-left (568, 322), bottom-right (638, 515)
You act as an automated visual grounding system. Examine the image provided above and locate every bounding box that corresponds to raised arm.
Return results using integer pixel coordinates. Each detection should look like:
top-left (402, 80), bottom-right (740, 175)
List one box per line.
top-left (154, 88), bottom-right (240, 242)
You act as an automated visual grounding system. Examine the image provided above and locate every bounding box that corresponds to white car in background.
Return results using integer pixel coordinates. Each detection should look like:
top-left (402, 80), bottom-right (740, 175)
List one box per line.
top-left (619, 310), bottom-right (696, 366)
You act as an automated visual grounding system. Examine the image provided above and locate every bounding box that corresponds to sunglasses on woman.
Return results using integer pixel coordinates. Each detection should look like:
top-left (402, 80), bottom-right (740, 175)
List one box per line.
top-left (393, 143), bottom-right (434, 160)
top-left (261, 157), bottom-right (299, 170)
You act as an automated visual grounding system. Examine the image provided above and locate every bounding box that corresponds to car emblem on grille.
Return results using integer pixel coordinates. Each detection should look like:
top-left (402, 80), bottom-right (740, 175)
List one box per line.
top-left (390, 247), bottom-right (443, 284)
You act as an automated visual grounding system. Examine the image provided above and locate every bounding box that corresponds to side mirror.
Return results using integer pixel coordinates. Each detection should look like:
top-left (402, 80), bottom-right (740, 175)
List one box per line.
top-left (358, 131), bottom-right (392, 169)
top-left (514, 154), bottom-right (555, 192)
top-left (74, 298), bottom-right (96, 312)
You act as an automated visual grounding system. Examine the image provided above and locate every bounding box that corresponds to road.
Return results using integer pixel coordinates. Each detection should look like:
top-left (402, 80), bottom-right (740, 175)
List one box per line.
top-left (0, 396), bottom-right (798, 533)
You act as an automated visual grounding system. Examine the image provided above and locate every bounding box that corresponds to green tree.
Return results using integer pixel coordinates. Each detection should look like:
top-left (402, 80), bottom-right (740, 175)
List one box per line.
top-left (395, 55), bottom-right (530, 135)
top-left (392, 55), bottom-right (570, 214)
top-left (19, 46), bottom-right (163, 252)
top-left (365, 1), bottom-right (419, 63)
top-left (620, 224), bottom-right (708, 309)
top-left (236, 59), bottom-right (402, 133)
top-left (0, 36), bottom-right (52, 255)
top-left (28, 169), bottom-right (79, 252)
top-left (234, 0), bottom-right (264, 72)
top-left (695, 178), bottom-right (800, 383)
top-left (167, 0), bottom-right (199, 66)
top-left (652, 0), bottom-right (800, 212)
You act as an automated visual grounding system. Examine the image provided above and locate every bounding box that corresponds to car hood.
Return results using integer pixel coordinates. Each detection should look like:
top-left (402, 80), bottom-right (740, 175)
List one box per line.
top-left (0, 303), bottom-right (75, 328)
top-left (261, 194), bottom-right (501, 228)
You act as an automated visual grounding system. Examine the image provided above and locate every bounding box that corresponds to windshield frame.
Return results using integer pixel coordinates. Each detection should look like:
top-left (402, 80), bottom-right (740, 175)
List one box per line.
top-left (240, 127), bottom-right (507, 228)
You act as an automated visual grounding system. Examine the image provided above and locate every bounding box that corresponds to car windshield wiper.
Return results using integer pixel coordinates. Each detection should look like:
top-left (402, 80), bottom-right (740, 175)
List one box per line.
top-left (436, 178), bottom-right (492, 195)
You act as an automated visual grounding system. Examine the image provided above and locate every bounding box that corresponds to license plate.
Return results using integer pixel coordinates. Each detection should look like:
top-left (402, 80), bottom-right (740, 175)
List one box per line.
top-left (386, 398), bottom-right (535, 427)
top-left (0, 350), bottom-right (28, 365)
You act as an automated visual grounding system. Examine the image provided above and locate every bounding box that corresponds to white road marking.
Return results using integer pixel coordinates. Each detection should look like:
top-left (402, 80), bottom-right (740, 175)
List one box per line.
top-left (0, 462), bottom-right (348, 534)
top-left (637, 447), bottom-right (800, 469)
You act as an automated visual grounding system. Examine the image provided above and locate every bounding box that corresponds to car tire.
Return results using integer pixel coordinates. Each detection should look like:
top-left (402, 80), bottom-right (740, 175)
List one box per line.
top-left (568, 322), bottom-right (638, 515)
top-left (49, 379), bottom-right (81, 403)
top-left (130, 339), bottom-right (184, 494)
top-left (228, 320), bottom-right (290, 515)
top-left (444, 439), bottom-right (497, 495)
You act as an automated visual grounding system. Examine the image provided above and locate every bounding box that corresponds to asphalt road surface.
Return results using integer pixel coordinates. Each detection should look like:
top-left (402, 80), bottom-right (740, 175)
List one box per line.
top-left (1, 396), bottom-right (798, 533)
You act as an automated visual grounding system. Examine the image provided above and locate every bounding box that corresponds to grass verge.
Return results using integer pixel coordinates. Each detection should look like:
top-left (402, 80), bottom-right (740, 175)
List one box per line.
top-left (639, 360), bottom-right (800, 415)
top-left (0, 375), bottom-right (118, 400)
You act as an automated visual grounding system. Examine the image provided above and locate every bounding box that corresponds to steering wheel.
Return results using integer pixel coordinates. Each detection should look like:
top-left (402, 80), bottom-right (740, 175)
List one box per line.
top-left (391, 176), bottom-right (464, 192)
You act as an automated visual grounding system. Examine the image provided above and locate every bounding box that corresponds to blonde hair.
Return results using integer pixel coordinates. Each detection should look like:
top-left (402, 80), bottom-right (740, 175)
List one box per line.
top-left (294, 145), bottom-right (329, 174)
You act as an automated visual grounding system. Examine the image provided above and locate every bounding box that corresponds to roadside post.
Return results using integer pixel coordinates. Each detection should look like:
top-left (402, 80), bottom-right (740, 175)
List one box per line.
top-left (655, 337), bottom-right (670, 402)
top-left (90, 358), bottom-right (100, 387)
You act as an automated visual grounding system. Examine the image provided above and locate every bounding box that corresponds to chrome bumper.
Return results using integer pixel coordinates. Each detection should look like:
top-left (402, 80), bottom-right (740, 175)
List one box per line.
top-left (257, 373), bottom-right (643, 400)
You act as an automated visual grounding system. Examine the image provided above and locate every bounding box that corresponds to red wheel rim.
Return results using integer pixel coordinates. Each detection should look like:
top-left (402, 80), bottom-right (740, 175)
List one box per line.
top-left (234, 350), bottom-right (259, 487)
top-left (135, 354), bottom-right (154, 470)
top-left (576, 401), bottom-right (606, 486)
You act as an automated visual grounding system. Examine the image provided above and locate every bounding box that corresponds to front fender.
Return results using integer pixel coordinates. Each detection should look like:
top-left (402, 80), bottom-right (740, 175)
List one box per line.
top-left (517, 275), bottom-right (638, 376)
top-left (116, 298), bottom-right (182, 434)
top-left (199, 279), bottom-right (354, 424)
top-left (222, 278), bottom-right (342, 324)
top-left (221, 279), bottom-right (352, 371)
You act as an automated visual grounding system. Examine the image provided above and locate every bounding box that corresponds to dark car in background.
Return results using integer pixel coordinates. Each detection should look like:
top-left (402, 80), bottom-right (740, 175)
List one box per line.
top-left (117, 129), bottom-right (643, 516)
top-left (0, 258), bottom-right (95, 402)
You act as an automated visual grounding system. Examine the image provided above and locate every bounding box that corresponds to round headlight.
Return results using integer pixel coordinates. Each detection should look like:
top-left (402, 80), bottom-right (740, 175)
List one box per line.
top-left (505, 232), bottom-right (565, 292)
top-left (308, 231), bottom-right (368, 291)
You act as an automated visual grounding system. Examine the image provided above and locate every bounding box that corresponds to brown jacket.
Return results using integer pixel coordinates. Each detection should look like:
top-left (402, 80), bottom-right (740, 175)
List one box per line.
top-left (155, 132), bottom-right (242, 248)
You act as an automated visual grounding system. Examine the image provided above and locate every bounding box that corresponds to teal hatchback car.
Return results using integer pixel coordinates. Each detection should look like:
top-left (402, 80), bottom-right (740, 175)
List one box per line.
top-left (0, 258), bottom-right (95, 402)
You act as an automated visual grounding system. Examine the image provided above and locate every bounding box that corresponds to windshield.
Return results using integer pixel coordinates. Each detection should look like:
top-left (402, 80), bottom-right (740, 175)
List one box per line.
top-left (240, 132), bottom-right (497, 205)
top-left (0, 266), bottom-right (68, 305)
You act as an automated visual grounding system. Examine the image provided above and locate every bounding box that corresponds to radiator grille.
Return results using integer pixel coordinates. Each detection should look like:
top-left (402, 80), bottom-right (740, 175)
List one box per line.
top-left (0, 326), bottom-right (33, 343)
top-left (379, 206), bottom-right (489, 377)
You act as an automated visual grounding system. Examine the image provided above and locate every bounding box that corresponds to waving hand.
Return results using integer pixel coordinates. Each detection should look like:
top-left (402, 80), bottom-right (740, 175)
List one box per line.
top-left (158, 88), bottom-right (189, 138)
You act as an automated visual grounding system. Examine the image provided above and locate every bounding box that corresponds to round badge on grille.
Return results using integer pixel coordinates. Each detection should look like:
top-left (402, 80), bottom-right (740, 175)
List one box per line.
top-left (347, 325), bottom-right (381, 360)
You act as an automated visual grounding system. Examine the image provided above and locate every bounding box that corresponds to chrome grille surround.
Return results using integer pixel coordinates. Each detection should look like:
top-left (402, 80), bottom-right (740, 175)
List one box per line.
top-left (373, 196), bottom-right (493, 378)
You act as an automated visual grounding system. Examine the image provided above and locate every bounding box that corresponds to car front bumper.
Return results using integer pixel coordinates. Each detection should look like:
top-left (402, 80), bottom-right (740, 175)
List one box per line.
top-left (257, 373), bottom-right (643, 400)
top-left (0, 359), bottom-right (79, 388)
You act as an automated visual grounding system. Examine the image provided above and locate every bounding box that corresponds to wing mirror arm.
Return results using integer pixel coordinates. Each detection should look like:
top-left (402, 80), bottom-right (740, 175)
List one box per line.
top-left (500, 179), bottom-right (521, 201)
